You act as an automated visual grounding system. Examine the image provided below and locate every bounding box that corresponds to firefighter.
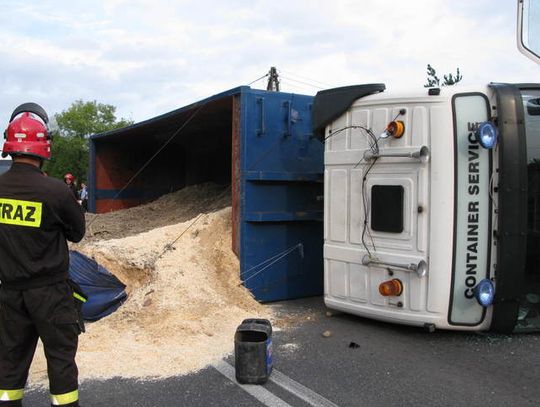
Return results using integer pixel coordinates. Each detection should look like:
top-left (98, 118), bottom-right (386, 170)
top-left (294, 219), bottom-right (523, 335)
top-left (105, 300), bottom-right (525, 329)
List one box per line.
top-left (63, 173), bottom-right (78, 200)
top-left (0, 103), bottom-right (86, 407)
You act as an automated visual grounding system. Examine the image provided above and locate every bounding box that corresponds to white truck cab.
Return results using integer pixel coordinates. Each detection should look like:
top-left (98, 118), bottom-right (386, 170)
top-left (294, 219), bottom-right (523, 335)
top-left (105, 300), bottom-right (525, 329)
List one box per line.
top-left (313, 83), bottom-right (540, 332)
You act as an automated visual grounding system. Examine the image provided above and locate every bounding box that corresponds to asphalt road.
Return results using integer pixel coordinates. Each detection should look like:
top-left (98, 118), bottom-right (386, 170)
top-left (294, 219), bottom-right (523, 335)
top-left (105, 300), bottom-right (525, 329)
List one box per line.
top-left (25, 297), bottom-right (540, 406)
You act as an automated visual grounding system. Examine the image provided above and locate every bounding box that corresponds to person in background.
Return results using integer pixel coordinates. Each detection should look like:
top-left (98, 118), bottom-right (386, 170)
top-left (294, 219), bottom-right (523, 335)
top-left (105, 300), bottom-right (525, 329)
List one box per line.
top-left (78, 182), bottom-right (88, 212)
top-left (64, 173), bottom-right (78, 200)
top-left (0, 103), bottom-right (86, 407)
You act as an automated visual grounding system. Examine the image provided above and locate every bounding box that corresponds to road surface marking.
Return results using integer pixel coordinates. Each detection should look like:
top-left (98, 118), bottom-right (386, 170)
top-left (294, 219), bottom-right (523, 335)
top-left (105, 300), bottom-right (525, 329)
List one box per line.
top-left (213, 361), bottom-right (340, 407)
top-left (269, 369), bottom-right (340, 407)
top-left (213, 361), bottom-right (293, 407)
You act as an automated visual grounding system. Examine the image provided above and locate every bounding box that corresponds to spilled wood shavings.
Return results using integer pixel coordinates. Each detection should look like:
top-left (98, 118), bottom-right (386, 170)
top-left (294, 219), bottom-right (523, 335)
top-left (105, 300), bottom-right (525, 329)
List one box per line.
top-left (28, 186), bottom-right (271, 386)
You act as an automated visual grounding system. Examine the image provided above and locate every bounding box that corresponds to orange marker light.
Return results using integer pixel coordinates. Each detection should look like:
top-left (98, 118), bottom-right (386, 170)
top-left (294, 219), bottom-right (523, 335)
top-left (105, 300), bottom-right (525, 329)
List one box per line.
top-left (379, 279), bottom-right (403, 296)
top-left (386, 121), bottom-right (405, 138)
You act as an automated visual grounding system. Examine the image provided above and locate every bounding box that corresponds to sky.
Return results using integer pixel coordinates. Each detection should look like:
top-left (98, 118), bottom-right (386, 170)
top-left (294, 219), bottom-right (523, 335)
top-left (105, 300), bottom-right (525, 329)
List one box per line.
top-left (0, 0), bottom-right (539, 137)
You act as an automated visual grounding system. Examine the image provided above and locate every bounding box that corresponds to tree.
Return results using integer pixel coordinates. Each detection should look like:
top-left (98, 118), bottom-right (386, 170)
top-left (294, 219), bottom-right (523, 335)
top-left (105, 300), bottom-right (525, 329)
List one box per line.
top-left (54, 100), bottom-right (133, 138)
top-left (42, 100), bottom-right (133, 182)
top-left (42, 134), bottom-right (89, 183)
top-left (424, 64), bottom-right (463, 87)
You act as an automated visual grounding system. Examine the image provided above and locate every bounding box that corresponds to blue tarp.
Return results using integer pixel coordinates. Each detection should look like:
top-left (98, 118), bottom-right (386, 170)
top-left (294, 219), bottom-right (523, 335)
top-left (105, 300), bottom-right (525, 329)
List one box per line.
top-left (69, 250), bottom-right (127, 321)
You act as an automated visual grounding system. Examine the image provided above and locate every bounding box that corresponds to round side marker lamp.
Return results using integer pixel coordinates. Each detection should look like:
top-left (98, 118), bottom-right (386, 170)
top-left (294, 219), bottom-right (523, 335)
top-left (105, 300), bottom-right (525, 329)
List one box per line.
top-left (475, 122), bottom-right (498, 149)
top-left (379, 279), bottom-right (403, 297)
top-left (386, 120), bottom-right (405, 138)
top-left (474, 279), bottom-right (495, 307)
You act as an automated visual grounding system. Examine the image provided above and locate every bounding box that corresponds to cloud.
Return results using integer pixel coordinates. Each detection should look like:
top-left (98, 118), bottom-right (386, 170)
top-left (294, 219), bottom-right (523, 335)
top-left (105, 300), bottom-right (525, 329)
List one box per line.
top-left (0, 0), bottom-right (538, 130)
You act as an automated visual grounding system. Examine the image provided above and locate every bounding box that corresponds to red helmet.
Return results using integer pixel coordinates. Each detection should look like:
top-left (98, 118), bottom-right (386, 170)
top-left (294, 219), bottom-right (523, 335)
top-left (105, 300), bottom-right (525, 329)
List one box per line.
top-left (2, 103), bottom-right (51, 160)
top-left (64, 173), bottom-right (74, 182)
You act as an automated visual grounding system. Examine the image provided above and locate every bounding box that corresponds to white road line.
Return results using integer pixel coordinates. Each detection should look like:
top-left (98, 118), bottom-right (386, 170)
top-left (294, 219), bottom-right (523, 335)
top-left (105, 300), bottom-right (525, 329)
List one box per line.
top-left (269, 369), bottom-right (340, 407)
top-left (213, 361), bottom-right (341, 407)
top-left (213, 361), bottom-right (293, 407)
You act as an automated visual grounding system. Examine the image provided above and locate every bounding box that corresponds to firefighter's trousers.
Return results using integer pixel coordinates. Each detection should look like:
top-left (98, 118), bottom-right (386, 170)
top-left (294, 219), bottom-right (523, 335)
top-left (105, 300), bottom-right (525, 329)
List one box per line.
top-left (0, 281), bottom-right (81, 407)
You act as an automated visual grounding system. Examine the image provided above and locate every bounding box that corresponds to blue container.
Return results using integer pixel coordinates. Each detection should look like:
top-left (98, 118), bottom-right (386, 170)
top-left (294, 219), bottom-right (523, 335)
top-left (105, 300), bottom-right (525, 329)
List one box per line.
top-left (237, 89), bottom-right (324, 301)
top-left (89, 87), bottom-right (324, 302)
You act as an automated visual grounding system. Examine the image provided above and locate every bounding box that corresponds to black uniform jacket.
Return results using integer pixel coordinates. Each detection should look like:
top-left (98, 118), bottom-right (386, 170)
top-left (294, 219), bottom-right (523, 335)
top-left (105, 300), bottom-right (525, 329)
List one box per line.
top-left (0, 162), bottom-right (86, 289)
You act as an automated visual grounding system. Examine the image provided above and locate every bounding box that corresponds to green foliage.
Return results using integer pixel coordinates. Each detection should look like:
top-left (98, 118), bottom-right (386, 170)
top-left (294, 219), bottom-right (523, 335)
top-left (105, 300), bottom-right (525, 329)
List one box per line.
top-left (424, 64), bottom-right (440, 87)
top-left (43, 100), bottom-right (133, 183)
top-left (424, 64), bottom-right (463, 87)
top-left (42, 133), bottom-right (88, 182)
top-left (54, 100), bottom-right (133, 138)
top-left (442, 68), bottom-right (463, 86)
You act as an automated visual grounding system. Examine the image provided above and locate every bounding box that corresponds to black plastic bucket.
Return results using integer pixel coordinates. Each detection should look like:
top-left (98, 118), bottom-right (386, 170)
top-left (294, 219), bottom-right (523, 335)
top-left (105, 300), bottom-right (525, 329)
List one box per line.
top-left (234, 318), bottom-right (273, 384)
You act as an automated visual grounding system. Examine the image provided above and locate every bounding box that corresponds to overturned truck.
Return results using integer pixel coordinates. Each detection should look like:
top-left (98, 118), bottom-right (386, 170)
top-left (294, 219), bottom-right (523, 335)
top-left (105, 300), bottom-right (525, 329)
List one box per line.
top-left (315, 83), bottom-right (540, 333)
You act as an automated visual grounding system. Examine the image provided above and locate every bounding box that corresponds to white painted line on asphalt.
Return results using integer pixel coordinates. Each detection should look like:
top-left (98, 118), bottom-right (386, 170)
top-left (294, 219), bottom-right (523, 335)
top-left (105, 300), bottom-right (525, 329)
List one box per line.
top-left (213, 361), bottom-right (293, 407)
top-left (269, 369), bottom-right (340, 407)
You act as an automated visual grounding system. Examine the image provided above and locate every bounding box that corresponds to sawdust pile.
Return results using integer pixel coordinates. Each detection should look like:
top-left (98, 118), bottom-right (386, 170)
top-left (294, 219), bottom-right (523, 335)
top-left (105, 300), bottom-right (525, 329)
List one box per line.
top-left (28, 184), bottom-right (271, 386)
top-left (84, 183), bottom-right (231, 241)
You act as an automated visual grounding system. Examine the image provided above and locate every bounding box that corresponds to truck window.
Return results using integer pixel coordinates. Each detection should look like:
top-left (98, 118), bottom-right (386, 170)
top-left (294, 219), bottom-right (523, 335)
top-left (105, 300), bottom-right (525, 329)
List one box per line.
top-left (522, 89), bottom-right (540, 229)
top-left (371, 185), bottom-right (404, 233)
top-left (518, 0), bottom-right (540, 64)
top-left (519, 88), bottom-right (540, 330)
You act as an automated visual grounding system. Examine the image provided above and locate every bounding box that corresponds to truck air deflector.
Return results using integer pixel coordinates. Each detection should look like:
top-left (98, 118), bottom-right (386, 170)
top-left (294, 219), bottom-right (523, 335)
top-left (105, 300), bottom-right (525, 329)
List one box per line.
top-left (489, 83), bottom-right (528, 333)
top-left (312, 84), bottom-right (386, 141)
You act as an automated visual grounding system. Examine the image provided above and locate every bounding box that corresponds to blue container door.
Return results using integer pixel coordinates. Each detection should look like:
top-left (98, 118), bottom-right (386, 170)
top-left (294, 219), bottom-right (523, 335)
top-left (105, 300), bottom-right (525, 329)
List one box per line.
top-left (239, 89), bottom-right (324, 302)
